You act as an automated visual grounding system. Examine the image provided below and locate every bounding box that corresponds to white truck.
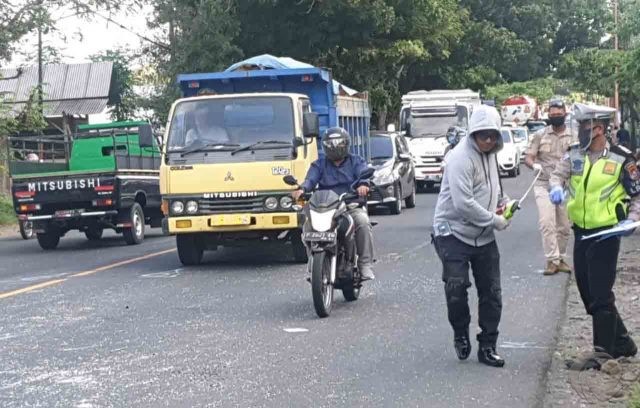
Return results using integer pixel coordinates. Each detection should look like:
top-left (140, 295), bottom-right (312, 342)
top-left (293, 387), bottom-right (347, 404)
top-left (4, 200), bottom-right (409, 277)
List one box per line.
top-left (399, 89), bottom-right (481, 191)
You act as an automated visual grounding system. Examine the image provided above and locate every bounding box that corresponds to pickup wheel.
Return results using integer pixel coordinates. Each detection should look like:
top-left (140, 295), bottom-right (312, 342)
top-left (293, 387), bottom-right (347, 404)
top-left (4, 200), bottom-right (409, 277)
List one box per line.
top-left (37, 230), bottom-right (60, 250)
top-left (177, 234), bottom-right (204, 266)
top-left (123, 203), bottom-right (145, 245)
top-left (84, 227), bottom-right (103, 241)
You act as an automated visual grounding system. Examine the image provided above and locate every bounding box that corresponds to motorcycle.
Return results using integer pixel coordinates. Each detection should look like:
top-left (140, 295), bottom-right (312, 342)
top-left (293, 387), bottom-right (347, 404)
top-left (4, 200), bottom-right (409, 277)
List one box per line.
top-left (283, 168), bottom-right (375, 318)
top-left (19, 220), bottom-right (34, 240)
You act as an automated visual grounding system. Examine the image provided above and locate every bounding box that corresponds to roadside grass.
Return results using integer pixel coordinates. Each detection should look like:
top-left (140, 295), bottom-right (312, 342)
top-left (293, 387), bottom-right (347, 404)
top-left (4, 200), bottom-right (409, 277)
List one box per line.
top-left (630, 383), bottom-right (640, 408)
top-left (0, 194), bottom-right (16, 226)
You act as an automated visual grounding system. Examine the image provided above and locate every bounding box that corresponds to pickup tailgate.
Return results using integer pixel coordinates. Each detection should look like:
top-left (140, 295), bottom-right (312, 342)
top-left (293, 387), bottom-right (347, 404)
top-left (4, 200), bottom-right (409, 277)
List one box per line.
top-left (12, 174), bottom-right (116, 216)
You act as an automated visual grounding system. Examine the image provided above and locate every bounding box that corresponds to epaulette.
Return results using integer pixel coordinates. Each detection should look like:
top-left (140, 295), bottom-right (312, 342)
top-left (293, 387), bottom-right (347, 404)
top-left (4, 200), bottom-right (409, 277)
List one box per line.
top-left (610, 143), bottom-right (634, 158)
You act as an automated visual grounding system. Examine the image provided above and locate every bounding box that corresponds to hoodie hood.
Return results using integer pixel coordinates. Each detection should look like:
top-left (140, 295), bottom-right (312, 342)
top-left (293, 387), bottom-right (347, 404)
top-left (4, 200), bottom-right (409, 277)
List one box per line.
top-left (468, 105), bottom-right (503, 154)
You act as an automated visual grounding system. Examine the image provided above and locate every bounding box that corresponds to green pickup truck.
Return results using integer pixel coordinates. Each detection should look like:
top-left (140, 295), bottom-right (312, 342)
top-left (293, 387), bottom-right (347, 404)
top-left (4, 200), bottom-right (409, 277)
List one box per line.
top-left (9, 121), bottom-right (163, 250)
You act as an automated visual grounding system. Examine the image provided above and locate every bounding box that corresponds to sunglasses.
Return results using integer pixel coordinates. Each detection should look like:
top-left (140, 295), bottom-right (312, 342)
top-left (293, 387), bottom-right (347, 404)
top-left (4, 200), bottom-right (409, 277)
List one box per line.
top-left (476, 131), bottom-right (498, 142)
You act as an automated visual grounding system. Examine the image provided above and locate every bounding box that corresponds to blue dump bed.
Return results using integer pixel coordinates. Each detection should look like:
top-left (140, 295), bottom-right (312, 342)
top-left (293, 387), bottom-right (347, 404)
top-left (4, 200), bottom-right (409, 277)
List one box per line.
top-left (177, 68), bottom-right (371, 160)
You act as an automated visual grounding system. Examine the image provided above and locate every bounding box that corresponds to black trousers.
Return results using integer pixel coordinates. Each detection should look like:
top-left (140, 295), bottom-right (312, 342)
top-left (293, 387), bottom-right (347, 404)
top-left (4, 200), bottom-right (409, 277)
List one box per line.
top-left (434, 235), bottom-right (502, 347)
top-left (573, 226), bottom-right (629, 354)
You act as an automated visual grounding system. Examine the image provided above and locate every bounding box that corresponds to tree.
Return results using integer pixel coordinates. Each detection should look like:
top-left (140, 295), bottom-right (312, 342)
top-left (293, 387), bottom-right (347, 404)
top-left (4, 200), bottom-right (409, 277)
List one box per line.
top-left (91, 49), bottom-right (137, 121)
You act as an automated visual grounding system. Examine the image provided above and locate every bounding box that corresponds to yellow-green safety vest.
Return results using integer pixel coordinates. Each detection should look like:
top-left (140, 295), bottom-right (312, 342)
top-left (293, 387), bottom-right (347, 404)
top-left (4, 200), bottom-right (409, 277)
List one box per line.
top-left (567, 148), bottom-right (628, 229)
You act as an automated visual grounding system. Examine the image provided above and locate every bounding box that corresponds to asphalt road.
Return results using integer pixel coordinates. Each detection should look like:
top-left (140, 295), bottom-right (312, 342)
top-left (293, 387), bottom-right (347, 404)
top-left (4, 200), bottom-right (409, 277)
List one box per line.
top-left (0, 168), bottom-right (569, 408)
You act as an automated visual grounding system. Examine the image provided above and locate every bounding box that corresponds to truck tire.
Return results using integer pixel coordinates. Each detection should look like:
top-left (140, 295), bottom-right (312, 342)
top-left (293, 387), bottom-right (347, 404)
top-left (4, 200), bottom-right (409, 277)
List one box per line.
top-left (37, 231), bottom-right (60, 250)
top-left (177, 234), bottom-right (204, 266)
top-left (84, 227), bottom-right (103, 241)
top-left (123, 203), bottom-right (145, 245)
top-left (290, 230), bottom-right (308, 263)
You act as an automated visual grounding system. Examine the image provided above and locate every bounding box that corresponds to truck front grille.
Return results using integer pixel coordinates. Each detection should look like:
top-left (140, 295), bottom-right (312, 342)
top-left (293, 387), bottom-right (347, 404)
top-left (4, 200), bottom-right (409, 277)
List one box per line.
top-left (198, 197), bottom-right (266, 214)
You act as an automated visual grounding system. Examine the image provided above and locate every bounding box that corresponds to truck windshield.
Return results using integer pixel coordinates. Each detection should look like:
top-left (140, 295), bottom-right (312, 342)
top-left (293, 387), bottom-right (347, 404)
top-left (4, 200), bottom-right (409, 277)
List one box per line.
top-left (370, 135), bottom-right (394, 160)
top-left (167, 96), bottom-right (295, 152)
top-left (501, 130), bottom-right (513, 143)
top-left (408, 106), bottom-right (468, 138)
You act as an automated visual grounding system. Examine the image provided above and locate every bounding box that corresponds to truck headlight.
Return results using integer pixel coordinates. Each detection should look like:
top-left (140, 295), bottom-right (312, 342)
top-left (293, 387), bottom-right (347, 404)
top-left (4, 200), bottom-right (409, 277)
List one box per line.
top-left (171, 201), bottom-right (184, 214)
top-left (280, 196), bottom-right (293, 209)
top-left (185, 200), bottom-right (198, 214)
top-left (264, 196), bottom-right (278, 210)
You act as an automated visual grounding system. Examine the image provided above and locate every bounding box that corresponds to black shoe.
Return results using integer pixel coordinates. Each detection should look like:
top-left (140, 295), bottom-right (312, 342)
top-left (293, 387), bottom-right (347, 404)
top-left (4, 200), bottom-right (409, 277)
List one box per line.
top-left (613, 335), bottom-right (638, 358)
top-left (454, 334), bottom-right (472, 360)
top-left (478, 347), bottom-right (505, 368)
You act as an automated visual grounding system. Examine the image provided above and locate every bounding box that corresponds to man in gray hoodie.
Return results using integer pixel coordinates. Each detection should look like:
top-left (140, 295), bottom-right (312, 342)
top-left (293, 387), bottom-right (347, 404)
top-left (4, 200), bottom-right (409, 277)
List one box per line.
top-left (432, 104), bottom-right (511, 368)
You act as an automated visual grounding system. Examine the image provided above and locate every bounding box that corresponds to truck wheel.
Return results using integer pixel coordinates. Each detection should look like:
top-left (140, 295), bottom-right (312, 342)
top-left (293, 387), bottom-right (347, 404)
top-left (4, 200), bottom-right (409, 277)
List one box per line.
top-left (123, 203), bottom-right (145, 245)
top-left (19, 221), bottom-right (34, 240)
top-left (290, 230), bottom-right (308, 263)
top-left (176, 234), bottom-right (204, 266)
top-left (388, 185), bottom-right (402, 215)
top-left (37, 231), bottom-right (60, 250)
top-left (405, 183), bottom-right (417, 208)
top-left (84, 227), bottom-right (103, 241)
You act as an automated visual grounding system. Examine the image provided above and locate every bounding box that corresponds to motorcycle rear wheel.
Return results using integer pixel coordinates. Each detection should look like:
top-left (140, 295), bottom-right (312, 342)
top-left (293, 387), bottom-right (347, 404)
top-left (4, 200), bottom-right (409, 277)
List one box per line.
top-left (311, 251), bottom-right (333, 318)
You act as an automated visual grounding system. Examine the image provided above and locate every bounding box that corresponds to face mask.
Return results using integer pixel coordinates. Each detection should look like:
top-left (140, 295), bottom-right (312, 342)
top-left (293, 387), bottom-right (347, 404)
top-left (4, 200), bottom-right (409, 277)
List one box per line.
top-left (548, 116), bottom-right (565, 127)
top-left (578, 127), bottom-right (593, 150)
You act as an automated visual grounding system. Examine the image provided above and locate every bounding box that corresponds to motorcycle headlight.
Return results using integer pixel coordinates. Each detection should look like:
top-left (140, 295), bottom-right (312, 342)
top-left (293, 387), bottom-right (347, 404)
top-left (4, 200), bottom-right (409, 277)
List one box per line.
top-left (280, 196), bottom-right (293, 209)
top-left (185, 200), bottom-right (198, 214)
top-left (171, 201), bottom-right (184, 214)
top-left (264, 196), bottom-right (279, 210)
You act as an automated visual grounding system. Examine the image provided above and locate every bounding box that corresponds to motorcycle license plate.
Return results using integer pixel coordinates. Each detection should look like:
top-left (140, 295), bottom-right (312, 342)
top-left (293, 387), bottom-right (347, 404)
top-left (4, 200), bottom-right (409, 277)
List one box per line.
top-left (54, 209), bottom-right (84, 218)
top-left (210, 214), bottom-right (252, 226)
top-left (303, 231), bottom-right (337, 242)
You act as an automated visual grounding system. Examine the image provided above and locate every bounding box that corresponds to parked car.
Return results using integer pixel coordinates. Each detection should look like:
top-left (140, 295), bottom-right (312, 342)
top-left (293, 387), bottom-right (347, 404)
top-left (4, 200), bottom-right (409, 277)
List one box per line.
top-left (367, 132), bottom-right (416, 215)
top-left (525, 120), bottom-right (547, 134)
top-left (497, 127), bottom-right (521, 177)
top-left (511, 126), bottom-right (529, 156)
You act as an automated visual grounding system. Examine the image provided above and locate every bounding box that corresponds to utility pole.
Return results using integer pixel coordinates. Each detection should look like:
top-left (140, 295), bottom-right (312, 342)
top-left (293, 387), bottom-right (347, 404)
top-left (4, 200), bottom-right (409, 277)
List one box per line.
top-left (36, 2), bottom-right (44, 118)
top-left (613, 0), bottom-right (620, 126)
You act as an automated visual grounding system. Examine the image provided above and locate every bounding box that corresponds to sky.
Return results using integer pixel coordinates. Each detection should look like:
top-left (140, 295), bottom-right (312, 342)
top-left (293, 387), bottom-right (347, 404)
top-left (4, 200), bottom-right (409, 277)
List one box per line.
top-left (10, 6), bottom-right (153, 67)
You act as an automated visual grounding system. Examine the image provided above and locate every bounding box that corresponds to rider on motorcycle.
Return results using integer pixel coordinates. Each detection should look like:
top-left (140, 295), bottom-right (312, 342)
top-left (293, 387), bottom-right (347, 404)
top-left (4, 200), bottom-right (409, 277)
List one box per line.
top-left (291, 127), bottom-right (376, 281)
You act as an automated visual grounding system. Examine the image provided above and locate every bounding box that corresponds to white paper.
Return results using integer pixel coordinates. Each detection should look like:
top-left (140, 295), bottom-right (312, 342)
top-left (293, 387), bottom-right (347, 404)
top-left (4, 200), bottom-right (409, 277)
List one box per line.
top-left (581, 221), bottom-right (640, 240)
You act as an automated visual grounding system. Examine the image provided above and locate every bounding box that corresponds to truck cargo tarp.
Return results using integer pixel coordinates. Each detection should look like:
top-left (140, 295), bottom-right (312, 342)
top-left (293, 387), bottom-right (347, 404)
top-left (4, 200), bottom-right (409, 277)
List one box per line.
top-left (225, 54), bottom-right (359, 97)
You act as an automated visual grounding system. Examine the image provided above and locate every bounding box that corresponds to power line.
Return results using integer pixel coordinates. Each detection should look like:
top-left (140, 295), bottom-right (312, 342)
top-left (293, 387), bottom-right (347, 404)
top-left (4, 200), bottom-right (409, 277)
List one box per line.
top-left (91, 11), bottom-right (170, 51)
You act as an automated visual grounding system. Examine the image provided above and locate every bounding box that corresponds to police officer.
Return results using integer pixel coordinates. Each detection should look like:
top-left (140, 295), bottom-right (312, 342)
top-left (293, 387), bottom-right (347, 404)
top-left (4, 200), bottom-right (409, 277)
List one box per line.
top-left (549, 103), bottom-right (640, 368)
top-left (524, 99), bottom-right (574, 275)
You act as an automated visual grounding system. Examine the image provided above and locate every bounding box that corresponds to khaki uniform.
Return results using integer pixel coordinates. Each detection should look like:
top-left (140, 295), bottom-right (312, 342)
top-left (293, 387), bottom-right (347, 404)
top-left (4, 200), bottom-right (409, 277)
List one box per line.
top-left (526, 125), bottom-right (574, 264)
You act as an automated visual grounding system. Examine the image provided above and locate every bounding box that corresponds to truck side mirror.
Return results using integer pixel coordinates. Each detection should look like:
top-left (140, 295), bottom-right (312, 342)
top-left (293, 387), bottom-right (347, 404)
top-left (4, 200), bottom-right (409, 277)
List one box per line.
top-left (405, 122), bottom-right (412, 137)
top-left (303, 112), bottom-right (319, 138)
top-left (138, 124), bottom-right (155, 148)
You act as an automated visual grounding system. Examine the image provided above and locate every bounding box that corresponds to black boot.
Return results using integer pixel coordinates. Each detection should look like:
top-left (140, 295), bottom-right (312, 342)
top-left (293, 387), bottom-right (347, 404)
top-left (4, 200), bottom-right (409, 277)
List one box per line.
top-left (454, 331), bottom-right (471, 360)
top-left (478, 346), bottom-right (505, 368)
top-left (593, 311), bottom-right (617, 358)
top-left (613, 315), bottom-right (637, 358)
top-left (565, 347), bottom-right (609, 371)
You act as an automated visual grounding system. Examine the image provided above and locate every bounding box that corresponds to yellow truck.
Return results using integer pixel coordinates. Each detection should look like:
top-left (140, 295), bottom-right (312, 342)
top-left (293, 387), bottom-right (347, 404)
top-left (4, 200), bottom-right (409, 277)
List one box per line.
top-left (143, 62), bottom-right (371, 265)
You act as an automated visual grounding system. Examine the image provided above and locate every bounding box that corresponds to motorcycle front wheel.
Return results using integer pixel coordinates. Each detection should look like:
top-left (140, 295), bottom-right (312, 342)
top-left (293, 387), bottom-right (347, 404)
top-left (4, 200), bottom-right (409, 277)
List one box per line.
top-left (311, 251), bottom-right (334, 318)
top-left (19, 221), bottom-right (34, 240)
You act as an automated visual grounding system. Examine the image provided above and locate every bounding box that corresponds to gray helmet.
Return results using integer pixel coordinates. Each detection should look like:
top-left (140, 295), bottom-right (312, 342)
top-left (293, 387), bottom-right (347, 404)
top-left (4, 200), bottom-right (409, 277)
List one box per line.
top-left (573, 103), bottom-right (616, 150)
top-left (322, 127), bottom-right (351, 161)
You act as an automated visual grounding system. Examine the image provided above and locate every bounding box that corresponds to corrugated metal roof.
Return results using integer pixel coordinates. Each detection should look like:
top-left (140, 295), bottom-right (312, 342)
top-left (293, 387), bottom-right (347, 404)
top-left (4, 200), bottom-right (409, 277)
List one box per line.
top-left (0, 62), bottom-right (113, 116)
top-left (7, 98), bottom-right (109, 116)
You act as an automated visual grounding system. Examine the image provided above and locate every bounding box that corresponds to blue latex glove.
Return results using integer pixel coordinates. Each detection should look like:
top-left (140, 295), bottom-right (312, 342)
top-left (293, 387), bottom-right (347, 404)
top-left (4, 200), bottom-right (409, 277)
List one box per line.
top-left (617, 219), bottom-right (637, 237)
top-left (549, 186), bottom-right (565, 205)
